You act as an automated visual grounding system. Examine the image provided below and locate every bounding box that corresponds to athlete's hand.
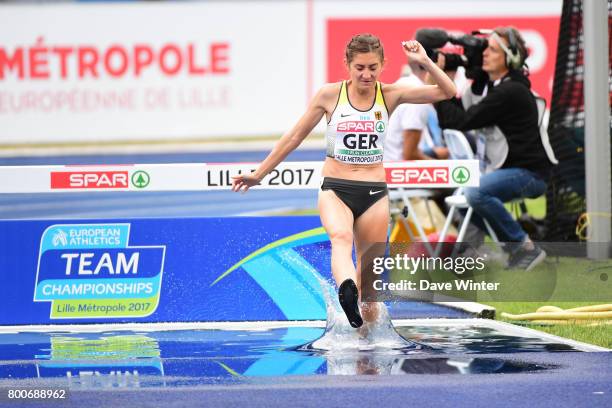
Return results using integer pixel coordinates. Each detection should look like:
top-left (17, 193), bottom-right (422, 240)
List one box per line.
top-left (402, 40), bottom-right (429, 65)
top-left (231, 173), bottom-right (261, 193)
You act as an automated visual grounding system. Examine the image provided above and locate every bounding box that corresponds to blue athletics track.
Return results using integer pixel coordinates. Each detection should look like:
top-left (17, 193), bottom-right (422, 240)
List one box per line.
top-left (0, 147), bottom-right (609, 407)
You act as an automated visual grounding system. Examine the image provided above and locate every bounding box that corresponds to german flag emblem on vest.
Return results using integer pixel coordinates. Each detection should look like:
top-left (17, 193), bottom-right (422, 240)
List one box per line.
top-left (375, 111), bottom-right (382, 120)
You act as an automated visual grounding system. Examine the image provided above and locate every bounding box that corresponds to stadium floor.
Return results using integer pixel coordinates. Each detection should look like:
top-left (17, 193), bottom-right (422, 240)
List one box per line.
top-left (0, 320), bottom-right (609, 408)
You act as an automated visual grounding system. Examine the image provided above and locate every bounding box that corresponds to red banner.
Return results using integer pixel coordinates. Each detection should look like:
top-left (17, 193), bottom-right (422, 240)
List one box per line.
top-left (327, 17), bottom-right (560, 104)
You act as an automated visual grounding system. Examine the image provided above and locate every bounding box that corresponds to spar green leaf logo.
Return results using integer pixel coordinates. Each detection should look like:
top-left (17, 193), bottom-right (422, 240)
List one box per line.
top-left (131, 170), bottom-right (150, 188)
top-left (375, 121), bottom-right (385, 132)
top-left (452, 166), bottom-right (470, 184)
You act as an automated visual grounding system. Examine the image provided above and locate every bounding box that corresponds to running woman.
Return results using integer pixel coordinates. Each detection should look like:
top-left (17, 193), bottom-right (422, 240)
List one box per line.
top-left (232, 34), bottom-right (455, 328)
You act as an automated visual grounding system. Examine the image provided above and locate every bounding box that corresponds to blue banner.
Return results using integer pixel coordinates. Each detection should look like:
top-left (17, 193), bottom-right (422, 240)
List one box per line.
top-left (0, 216), bottom-right (333, 324)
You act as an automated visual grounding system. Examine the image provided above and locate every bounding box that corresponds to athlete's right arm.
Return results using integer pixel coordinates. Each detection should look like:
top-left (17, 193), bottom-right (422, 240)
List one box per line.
top-left (232, 85), bottom-right (337, 193)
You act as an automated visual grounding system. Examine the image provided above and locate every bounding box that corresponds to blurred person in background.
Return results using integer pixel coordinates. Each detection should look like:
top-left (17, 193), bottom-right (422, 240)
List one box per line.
top-left (232, 33), bottom-right (456, 328)
top-left (383, 59), bottom-right (450, 162)
top-left (383, 54), bottom-right (453, 219)
top-left (434, 26), bottom-right (554, 271)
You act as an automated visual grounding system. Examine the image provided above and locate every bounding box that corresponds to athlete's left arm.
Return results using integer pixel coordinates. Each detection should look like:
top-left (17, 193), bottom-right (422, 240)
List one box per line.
top-left (231, 85), bottom-right (331, 193)
top-left (387, 41), bottom-right (456, 109)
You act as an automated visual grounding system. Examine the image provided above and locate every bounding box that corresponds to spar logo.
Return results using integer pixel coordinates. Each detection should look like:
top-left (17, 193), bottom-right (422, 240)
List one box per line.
top-left (131, 171), bottom-right (150, 188)
top-left (50, 170), bottom-right (151, 189)
top-left (452, 166), bottom-right (470, 184)
top-left (387, 167), bottom-right (450, 184)
top-left (51, 171), bottom-right (128, 189)
top-left (337, 121), bottom-right (374, 132)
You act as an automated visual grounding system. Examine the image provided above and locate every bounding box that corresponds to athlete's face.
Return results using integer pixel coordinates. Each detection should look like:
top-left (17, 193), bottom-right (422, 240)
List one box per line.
top-left (346, 52), bottom-right (384, 89)
top-left (482, 36), bottom-right (508, 78)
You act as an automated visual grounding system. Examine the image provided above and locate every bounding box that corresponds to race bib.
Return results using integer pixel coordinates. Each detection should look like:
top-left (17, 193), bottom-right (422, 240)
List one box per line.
top-left (333, 120), bottom-right (384, 164)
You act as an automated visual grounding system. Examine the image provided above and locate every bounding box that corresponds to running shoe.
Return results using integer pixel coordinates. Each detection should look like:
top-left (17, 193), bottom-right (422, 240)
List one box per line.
top-left (338, 279), bottom-right (363, 328)
top-left (506, 245), bottom-right (547, 271)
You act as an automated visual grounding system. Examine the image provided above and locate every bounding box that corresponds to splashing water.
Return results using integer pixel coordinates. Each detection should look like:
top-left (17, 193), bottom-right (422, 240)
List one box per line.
top-left (299, 275), bottom-right (424, 353)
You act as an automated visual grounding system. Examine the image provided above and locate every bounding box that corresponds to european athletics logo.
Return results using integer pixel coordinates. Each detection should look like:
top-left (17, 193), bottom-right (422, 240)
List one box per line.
top-left (34, 223), bottom-right (166, 319)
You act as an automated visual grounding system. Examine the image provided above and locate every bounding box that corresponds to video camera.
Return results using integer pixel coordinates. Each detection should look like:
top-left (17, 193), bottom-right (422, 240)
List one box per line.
top-left (415, 28), bottom-right (489, 79)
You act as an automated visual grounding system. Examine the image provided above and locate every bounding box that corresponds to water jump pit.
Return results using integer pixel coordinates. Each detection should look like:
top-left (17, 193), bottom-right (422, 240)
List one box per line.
top-left (0, 306), bottom-right (605, 390)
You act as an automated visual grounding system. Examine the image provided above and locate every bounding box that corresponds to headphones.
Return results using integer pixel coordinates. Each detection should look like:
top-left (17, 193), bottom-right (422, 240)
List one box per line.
top-left (491, 29), bottom-right (523, 70)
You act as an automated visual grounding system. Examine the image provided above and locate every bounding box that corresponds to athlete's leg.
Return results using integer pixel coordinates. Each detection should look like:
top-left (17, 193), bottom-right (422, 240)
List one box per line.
top-left (354, 195), bottom-right (390, 322)
top-left (318, 190), bottom-right (363, 327)
top-left (318, 190), bottom-right (357, 285)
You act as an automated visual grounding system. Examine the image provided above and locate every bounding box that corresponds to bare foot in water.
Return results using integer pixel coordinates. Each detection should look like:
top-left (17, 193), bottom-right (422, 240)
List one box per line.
top-left (361, 302), bottom-right (379, 323)
top-left (357, 322), bottom-right (370, 338)
top-left (358, 302), bottom-right (383, 337)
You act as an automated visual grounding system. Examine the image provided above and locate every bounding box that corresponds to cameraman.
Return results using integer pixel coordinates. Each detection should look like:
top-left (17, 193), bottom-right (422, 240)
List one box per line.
top-left (434, 26), bottom-right (553, 271)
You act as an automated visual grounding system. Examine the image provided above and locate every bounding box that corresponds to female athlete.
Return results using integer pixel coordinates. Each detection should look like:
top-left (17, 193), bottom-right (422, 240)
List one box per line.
top-left (232, 34), bottom-right (455, 328)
